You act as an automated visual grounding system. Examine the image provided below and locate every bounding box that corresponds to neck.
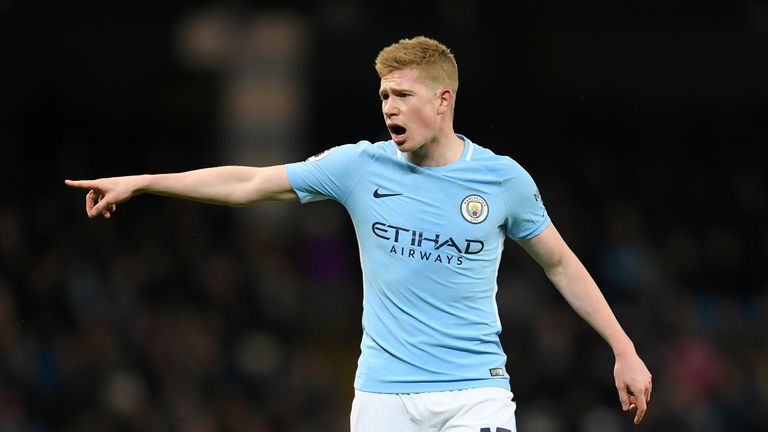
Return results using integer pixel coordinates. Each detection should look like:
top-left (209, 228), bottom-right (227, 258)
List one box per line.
top-left (406, 133), bottom-right (465, 167)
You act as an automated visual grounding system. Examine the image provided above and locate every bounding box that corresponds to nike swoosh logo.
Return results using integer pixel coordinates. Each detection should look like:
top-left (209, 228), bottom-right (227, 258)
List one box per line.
top-left (373, 188), bottom-right (403, 199)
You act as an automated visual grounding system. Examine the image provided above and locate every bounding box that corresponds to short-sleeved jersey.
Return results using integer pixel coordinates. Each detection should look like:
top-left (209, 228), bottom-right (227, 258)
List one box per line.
top-left (284, 135), bottom-right (550, 393)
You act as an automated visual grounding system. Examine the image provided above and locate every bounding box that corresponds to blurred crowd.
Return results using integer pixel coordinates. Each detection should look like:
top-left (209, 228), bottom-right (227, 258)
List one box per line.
top-left (2, 2), bottom-right (767, 431)
top-left (3, 107), bottom-right (767, 432)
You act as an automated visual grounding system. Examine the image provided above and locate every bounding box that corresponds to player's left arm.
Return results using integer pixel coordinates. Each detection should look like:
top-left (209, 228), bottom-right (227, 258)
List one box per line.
top-left (516, 223), bottom-right (652, 425)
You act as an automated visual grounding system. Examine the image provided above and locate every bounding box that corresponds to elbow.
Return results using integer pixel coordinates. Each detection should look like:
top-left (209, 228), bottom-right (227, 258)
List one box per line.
top-left (227, 166), bottom-right (296, 205)
top-left (541, 251), bottom-right (572, 280)
top-left (231, 168), bottom-right (268, 206)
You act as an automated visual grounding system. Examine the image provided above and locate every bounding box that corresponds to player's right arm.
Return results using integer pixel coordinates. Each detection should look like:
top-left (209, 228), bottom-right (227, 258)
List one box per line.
top-left (65, 165), bottom-right (297, 219)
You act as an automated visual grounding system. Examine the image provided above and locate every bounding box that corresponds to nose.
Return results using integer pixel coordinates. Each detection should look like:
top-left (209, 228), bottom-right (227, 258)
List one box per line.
top-left (382, 98), bottom-right (398, 118)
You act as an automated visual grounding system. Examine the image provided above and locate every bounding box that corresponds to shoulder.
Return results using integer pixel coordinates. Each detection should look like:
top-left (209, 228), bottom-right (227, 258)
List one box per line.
top-left (303, 139), bottom-right (394, 163)
top-left (465, 141), bottom-right (530, 182)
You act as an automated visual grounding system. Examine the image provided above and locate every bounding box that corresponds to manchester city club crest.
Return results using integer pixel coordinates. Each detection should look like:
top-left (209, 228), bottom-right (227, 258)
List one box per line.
top-left (460, 195), bottom-right (489, 224)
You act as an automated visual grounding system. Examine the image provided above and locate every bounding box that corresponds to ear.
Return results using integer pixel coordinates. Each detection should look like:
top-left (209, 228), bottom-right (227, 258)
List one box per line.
top-left (436, 88), bottom-right (453, 114)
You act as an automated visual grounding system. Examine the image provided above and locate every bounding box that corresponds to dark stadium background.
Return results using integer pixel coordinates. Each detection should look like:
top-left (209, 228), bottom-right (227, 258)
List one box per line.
top-left (1, 1), bottom-right (766, 431)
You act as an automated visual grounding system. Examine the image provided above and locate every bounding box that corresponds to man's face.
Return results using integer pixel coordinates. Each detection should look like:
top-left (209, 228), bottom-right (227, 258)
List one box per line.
top-left (379, 67), bottom-right (442, 153)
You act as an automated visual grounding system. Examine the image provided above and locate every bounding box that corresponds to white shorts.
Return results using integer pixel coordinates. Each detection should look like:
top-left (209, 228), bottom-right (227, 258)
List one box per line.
top-left (350, 387), bottom-right (517, 432)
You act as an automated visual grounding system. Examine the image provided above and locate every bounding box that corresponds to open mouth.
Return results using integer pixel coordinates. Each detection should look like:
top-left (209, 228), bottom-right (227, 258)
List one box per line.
top-left (388, 124), bottom-right (407, 144)
top-left (389, 125), bottom-right (406, 135)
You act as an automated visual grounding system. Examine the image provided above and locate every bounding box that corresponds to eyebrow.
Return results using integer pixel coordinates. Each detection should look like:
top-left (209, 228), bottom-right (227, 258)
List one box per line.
top-left (379, 86), bottom-right (407, 98)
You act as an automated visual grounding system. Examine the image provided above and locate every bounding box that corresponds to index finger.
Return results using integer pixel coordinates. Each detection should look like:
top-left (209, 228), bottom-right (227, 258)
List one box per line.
top-left (64, 179), bottom-right (96, 190)
top-left (633, 391), bottom-right (647, 425)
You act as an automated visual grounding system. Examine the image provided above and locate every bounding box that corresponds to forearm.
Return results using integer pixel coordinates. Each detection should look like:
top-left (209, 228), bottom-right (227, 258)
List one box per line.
top-left (545, 254), bottom-right (635, 356)
top-left (518, 224), bottom-right (651, 423)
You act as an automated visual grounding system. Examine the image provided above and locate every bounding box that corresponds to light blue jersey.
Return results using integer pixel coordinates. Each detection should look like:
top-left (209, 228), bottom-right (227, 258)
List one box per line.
top-left (285, 135), bottom-right (550, 393)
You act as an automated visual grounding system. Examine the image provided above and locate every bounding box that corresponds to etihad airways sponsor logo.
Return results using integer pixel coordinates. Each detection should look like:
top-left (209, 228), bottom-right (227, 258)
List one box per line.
top-left (371, 221), bottom-right (484, 266)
